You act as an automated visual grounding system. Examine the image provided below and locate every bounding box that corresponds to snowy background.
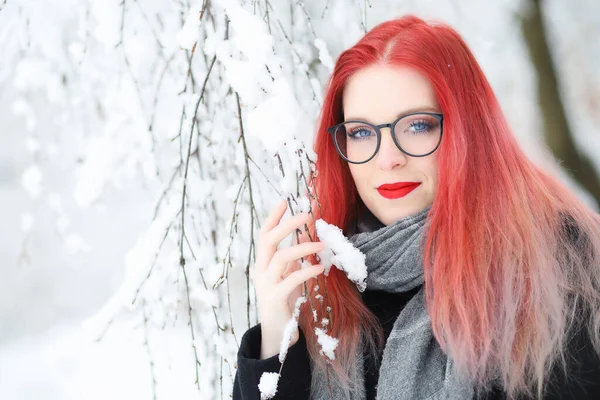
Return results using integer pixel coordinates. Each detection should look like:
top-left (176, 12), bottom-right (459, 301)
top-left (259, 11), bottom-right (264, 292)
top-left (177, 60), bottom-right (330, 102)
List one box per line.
top-left (0, 0), bottom-right (599, 399)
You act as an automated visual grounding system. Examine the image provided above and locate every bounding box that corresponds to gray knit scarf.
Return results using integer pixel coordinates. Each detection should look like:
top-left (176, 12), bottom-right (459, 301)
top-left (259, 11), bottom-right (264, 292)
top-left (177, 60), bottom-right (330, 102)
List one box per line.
top-left (310, 205), bottom-right (474, 400)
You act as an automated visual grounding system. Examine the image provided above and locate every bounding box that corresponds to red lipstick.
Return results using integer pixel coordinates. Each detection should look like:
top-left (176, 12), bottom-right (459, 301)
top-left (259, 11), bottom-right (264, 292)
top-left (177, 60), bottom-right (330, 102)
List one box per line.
top-left (376, 182), bottom-right (421, 199)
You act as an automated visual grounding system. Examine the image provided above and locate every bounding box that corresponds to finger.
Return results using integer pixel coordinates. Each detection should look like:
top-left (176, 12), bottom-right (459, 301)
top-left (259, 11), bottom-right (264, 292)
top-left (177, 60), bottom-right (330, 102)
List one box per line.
top-left (266, 212), bottom-right (311, 248)
top-left (282, 256), bottom-right (318, 279)
top-left (258, 212), bottom-right (312, 270)
top-left (256, 199), bottom-right (288, 267)
top-left (270, 242), bottom-right (325, 281)
top-left (281, 259), bottom-right (300, 280)
top-left (279, 265), bottom-right (324, 295)
top-left (259, 199), bottom-right (288, 236)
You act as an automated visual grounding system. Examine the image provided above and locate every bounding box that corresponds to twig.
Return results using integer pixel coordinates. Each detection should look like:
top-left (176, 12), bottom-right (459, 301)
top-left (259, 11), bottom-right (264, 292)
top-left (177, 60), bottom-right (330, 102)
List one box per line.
top-left (274, 153), bottom-right (285, 177)
top-left (235, 92), bottom-right (258, 327)
top-left (247, 155), bottom-right (282, 197)
top-left (294, 145), bottom-right (331, 325)
top-left (148, 50), bottom-right (177, 143)
top-left (116, 0), bottom-right (154, 149)
top-left (215, 175), bottom-right (248, 289)
top-left (132, 0), bottom-right (168, 58)
top-left (180, 245), bottom-right (202, 389)
top-left (320, 0), bottom-right (330, 18)
top-left (275, 19), bottom-right (321, 105)
top-left (142, 301), bottom-right (158, 400)
top-left (132, 217), bottom-right (177, 304)
top-left (264, 1), bottom-right (322, 106)
top-left (295, 1), bottom-right (317, 38)
top-left (153, 163), bottom-right (184, 220)
top-left (178, 54), bottom-right (217, 389)
top-left (178, 0), bottom-right (210, 94)
top-left (282, 191), bottom-right (319, 329)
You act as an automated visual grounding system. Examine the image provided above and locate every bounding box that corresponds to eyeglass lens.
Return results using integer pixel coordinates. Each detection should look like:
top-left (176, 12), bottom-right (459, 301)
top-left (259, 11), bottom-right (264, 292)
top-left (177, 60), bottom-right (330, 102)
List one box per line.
top-left (333, 113), bottom-right (441, 162)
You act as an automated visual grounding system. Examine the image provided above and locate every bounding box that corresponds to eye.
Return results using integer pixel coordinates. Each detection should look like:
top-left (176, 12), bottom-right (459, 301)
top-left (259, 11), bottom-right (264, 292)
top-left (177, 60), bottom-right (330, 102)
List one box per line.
top-left (408, 120), bottom-right (434, 134)
top-left (347, 126), bottom-right (374, 140)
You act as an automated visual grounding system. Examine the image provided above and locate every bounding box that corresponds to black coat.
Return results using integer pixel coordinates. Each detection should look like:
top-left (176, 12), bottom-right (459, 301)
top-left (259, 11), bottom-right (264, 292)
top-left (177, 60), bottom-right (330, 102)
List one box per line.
top-left (232, 284), bottom-right (600, 399)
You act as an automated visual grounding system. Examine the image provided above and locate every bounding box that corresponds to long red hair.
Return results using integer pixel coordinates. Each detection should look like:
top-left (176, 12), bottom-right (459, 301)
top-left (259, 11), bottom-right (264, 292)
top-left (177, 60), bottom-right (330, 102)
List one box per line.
top-left (299, 15), bottom-right (600, 400)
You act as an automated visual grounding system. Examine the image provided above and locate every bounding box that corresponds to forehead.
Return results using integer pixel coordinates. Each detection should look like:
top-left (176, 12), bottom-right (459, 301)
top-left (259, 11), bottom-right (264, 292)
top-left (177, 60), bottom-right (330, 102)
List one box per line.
top-left (342, 64), bottom-right (440, 123)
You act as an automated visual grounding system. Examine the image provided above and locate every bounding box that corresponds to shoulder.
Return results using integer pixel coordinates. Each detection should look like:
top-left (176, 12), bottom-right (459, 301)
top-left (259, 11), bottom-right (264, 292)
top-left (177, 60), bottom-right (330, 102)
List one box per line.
top-left (478, 324), bottom-right (600, 400)
top-left (543, 322), bottom-right (600, 399)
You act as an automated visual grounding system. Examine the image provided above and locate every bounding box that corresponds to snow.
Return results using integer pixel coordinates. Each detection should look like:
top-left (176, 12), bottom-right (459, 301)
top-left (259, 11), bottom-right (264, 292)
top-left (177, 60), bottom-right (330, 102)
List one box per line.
top-left (21, 164), bottom-right (43, 198)
top-left (298, 195), bottom-right (311, 213)
top-left (177, 6), bottom-right (201, 50)
top-left (258, 372), bottom-right (280, 399)
top-left (246, 79), bottom-right (301, 153)
top-left (314, 219), bottom-right (368, 292)
top-left (278, 296), bottom-right (306, 363)
top-left (21, 213), bottom-right (34, 234)
top-left (314, 38), bottom-right (334, 72)
top-left (315, 327), bottom-right (339, 361)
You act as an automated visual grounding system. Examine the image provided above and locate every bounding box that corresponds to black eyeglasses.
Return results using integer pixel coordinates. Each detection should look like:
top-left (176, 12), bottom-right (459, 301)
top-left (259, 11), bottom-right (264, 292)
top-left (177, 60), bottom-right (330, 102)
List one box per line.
top-left (327, 112), bottom-right (444, 164)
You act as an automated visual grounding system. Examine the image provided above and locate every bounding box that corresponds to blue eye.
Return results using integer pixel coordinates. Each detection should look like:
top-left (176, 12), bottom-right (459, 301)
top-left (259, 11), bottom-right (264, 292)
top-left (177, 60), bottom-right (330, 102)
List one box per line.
top-left (347, 127), bottom-right (374, 140)
top-left (408, 120), bottom-right (433, 134)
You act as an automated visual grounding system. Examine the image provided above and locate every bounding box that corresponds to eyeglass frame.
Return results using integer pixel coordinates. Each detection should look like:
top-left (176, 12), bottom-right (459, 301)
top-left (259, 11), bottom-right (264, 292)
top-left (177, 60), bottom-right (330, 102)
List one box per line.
top-left (327, 111), bottom-right (444, 164)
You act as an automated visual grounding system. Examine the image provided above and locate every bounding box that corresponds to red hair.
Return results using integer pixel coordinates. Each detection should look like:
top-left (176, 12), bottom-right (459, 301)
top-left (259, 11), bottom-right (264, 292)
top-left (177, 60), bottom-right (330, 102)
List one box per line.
top-left (299, 15), bottom-right (600, 400)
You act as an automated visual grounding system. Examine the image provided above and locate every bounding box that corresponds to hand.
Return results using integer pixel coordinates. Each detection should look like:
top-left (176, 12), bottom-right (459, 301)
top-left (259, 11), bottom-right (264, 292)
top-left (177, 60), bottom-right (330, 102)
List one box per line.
top-left (254, 199), bottom-right (325, 360)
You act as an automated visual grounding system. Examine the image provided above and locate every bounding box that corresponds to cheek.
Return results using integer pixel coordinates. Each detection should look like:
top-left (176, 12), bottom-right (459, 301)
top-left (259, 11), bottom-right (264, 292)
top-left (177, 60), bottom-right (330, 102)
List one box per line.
top-left (412, 157), bottom-right (439, 191)
top-left (426, 159), bottom-right (439, 190)
top-left (424, 156), bottom-right (439, 179)
top-left (348, 166), bottom-right (371, 193)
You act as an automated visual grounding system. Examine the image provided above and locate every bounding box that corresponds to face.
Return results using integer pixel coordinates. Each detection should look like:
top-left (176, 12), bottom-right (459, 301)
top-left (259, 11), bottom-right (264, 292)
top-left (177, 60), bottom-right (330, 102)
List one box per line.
top-left (342, 64), bottom-right (441, 225)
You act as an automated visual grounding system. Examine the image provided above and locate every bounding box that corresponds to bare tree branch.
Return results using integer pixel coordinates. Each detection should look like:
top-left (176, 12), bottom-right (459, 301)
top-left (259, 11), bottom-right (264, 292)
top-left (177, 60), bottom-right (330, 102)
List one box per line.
top-left (178, 53), bottom-right (217, 389)
top-left (296, 1), bottom-right (317, 38)
top-left (142, 301), bottom-right (158, 400)
top-left (235, 92), bottom-right (259, 328)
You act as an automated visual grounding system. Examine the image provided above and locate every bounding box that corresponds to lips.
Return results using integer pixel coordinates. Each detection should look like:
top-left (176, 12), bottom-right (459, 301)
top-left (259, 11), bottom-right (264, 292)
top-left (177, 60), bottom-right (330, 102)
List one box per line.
top-left (376, 182), bottom-right (421, 199)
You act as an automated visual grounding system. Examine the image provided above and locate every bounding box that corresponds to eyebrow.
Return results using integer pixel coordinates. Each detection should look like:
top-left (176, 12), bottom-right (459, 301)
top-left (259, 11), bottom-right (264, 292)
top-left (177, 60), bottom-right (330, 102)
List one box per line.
top-left (344, 106), bottom-right (441, 123)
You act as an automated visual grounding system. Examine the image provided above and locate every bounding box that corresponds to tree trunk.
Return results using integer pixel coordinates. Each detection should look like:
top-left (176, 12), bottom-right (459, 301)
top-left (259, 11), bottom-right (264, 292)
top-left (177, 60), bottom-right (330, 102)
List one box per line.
top-left (521, 0), bottom-right (600, 209)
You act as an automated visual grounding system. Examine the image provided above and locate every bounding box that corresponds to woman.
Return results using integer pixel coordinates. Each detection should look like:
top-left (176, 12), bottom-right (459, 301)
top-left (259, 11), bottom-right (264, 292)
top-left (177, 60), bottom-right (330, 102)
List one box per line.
top-left (233, 15), bottom-right (600, 400)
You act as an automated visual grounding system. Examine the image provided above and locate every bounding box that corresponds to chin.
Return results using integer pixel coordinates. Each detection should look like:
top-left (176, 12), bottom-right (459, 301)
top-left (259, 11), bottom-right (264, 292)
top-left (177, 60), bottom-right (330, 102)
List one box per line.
top-left (377, 202), bottom-right (431, 225)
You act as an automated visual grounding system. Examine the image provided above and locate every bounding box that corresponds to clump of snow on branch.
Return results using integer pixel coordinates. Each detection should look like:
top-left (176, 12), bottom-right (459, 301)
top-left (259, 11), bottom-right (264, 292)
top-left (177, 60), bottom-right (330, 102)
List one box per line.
top-left (314, 219), bottom-right (368, 292)
top-left (258, 372), bottom-right (280, 400)
top-left (211, 0), bottom-right (279, 107)
top-left (21, 165), bottom-right (43, 198)
top-left (278, 296), bottom-right (306, 363)
top-left (208, 0), bottom-right (312, 159)
top-left (315, 327), bottom-right (339, 361)
top-left (177, 5), bottom-right (202, 50)
top-left (298, 195), bottom-right (311, 213)
top-left (246, 79), bottom-right (302, 153)
top-left (314, 38), bottom-right (334, 72)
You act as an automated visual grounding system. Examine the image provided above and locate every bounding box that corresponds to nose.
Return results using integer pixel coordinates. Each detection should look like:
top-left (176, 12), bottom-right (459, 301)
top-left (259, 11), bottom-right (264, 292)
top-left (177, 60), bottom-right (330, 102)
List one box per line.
top-left (375, 126), bottom-right (407, 170)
